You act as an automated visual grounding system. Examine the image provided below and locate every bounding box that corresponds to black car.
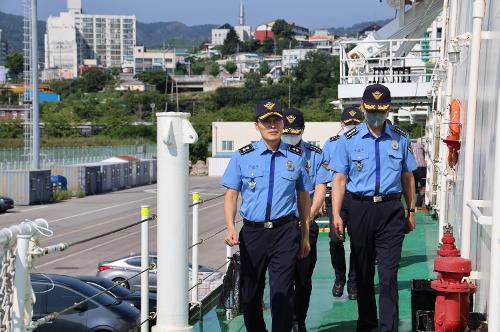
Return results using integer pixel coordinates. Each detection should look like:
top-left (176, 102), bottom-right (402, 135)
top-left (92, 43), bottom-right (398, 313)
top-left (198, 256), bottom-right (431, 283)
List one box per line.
top-left (31, 273), bottom-right (139, 332)
top-left (0, 196), bottom-right (14, 213)
top-left (77, 275), bottom-right (157, 313)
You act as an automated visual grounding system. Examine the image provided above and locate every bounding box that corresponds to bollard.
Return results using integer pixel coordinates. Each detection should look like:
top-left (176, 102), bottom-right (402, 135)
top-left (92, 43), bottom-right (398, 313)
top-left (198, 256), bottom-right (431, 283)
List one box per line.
top-left (226, 245), bottom-right (232, 272)
top-left (191, 192), bottom-right (201, 303)
top-left (153, 112), bottom-right (197, 332)
top-left (141, 205), bottom-right (150, 332)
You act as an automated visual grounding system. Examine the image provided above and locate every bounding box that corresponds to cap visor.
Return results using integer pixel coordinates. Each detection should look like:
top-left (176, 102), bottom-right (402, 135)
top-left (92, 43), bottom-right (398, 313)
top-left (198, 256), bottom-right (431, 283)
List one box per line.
top-left (258, 112), bottom-right (283, 120)
top-left (282, 128), bottom-right (303, 135)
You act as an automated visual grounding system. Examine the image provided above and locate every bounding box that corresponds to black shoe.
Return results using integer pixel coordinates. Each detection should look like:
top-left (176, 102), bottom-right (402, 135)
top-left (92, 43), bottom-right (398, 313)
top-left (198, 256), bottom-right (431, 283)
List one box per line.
top-left (347, 285), bottom-right (357, 300)
top-left (332, 279), bottom-right (345, 298)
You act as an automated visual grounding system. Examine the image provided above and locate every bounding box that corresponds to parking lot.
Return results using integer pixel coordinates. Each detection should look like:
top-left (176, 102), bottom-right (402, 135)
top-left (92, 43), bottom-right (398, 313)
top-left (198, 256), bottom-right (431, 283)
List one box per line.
top-left (0, 176), bottom-right (232, 277)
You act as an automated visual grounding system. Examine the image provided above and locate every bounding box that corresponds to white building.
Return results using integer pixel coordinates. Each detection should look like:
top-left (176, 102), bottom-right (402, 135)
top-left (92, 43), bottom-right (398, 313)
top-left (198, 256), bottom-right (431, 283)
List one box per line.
top-left (282, 48), bottom-right (316, 70)
top-left (234, 53), bottom-right (261, 73)
top-left (211, 24), bottom-right (232, 46)
top-left (44, 0), bottom-right (136, 78)
top-left (133, 46), bottom-right (176, 74)
top-left (208, 121), bottom-right (342, 176)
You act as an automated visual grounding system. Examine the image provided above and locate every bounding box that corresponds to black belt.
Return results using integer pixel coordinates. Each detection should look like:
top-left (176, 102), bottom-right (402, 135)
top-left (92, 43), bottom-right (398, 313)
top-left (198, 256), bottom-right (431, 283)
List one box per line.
top-left (350, 192), bottom-right (402, 203)
top-left (243, 214), bottom-right (296, 229)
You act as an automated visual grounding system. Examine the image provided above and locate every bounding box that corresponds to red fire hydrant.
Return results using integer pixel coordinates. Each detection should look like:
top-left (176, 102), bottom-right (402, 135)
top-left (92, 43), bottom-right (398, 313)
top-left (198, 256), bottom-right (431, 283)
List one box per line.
top-left (431, 225), bottom-right (476, 332)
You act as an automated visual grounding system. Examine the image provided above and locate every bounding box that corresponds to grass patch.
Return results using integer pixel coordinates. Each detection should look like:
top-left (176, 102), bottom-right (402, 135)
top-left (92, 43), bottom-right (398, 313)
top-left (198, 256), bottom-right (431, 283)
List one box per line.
top-left (53, 190), bottom-right (73, 202)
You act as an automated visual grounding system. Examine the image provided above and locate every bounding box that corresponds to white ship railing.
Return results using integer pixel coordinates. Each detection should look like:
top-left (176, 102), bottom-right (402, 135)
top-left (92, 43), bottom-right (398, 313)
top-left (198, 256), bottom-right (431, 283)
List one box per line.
top-left (339, 38), bottom-right (442, 86)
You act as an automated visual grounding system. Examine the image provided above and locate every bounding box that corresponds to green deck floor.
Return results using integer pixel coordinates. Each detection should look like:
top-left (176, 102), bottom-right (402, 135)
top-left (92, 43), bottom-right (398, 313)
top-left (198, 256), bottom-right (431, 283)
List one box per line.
top-left (194, 212), bottom-right (439, 332)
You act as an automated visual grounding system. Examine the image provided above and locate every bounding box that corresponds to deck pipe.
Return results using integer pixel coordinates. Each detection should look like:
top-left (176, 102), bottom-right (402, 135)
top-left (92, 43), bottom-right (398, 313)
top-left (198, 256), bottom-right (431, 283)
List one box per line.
top-left (460, 0), bottom-right (485, 260)
top-left (488, 88), bottom-right (500, 331)
top-left (141, 205), bottom-right (150, 332)
top-left (153, 113), bottom-right (197, 332)
top-left (438, 0), bottom-right (459, 241)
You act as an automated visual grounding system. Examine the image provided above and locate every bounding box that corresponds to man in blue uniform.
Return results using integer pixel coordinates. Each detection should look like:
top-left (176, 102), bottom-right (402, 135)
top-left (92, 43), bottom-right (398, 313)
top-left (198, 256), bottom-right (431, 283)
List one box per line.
top-left (322, 106), bottom-right (363, 300)
top-left (281, 107), bottom-right (332, 332)
top-left (221, 99), bottom-right (312, 332)
top-left (331, 84), bottom-right (417, 332)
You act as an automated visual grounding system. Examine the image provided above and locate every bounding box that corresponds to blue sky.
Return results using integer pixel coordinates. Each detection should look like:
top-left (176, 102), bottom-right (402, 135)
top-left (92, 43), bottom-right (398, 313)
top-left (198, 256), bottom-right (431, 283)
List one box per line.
top-left (0, 0), bottom-right (395, 28)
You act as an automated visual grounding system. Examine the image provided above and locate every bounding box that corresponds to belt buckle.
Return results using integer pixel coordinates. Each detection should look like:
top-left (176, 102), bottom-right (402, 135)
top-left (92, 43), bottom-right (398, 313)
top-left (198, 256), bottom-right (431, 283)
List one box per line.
top-left (373, 195), bottom-right (383, 203)
top-left (264, 221), bottom-right (273, 229)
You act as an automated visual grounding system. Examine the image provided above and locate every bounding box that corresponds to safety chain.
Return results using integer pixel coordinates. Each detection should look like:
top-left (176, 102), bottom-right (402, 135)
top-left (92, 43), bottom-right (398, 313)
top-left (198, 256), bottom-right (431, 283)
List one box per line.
top-left (128, 311), bottom-right (157, 331)
top-left (189, 193), bottom-right (226, 207)
top-left (0, 247), bottom-right (16, 332)
top-left (188, 218), bottom-right (243, 250)
top-left (188, 257), bottom-right (236, 292)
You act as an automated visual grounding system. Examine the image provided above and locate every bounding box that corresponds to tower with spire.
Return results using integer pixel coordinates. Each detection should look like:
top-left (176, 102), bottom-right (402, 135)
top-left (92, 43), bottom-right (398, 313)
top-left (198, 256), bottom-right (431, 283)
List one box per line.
top-left (239, 0), bottom-right (245, 26)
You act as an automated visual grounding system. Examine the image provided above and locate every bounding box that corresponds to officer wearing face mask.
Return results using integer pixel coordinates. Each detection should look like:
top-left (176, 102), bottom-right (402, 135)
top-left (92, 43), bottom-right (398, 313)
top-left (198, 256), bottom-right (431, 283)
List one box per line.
top-left (322, 106), bottom-right (363, 301)
top-left (282, 107), bottom-right (331, 332)
top-left (331, 84), bottom-right (417, 332)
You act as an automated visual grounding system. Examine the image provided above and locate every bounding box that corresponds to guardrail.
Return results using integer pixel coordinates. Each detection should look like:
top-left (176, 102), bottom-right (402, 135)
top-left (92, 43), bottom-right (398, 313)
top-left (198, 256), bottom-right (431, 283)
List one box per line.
top-left (339, 37), bottom-right (442, 85)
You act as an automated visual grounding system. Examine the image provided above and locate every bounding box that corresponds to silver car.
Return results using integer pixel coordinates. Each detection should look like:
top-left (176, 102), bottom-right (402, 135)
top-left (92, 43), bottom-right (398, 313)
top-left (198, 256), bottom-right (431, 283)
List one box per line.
top-left (96, 252), bottom-right (223, 292)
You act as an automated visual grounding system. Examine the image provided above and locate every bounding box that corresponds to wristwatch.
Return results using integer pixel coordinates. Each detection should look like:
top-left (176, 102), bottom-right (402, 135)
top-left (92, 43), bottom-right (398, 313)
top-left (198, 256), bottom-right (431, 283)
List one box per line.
top-left (407, 208), bottom-right (416, 213)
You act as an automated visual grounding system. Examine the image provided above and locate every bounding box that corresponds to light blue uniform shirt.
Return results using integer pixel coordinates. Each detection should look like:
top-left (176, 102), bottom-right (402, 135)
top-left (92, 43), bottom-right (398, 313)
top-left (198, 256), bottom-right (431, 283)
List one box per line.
top-left (322, 134), bottom-right (341, 183)
top-left (331, 122), bottom-right (417, 196)
top-left (221, 139), bottom-right (312, 222)
top-left (300, 140), bottom-right (332, 200)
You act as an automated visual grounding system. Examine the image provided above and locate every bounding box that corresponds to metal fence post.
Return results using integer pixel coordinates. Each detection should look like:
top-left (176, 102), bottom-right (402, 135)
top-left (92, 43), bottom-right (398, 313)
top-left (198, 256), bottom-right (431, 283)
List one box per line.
top-left (12, 234), bottom-right (31, 332)
top-left (191, 192), bottom-right (200, 303)
top-left (141, 205), bottom-right (150, 332)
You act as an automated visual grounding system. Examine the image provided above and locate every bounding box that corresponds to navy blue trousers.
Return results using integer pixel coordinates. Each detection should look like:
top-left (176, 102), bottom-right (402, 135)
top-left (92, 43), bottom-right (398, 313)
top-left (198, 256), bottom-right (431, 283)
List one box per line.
top-left (328, 193), bottom-right (357, 287)
top-left (239, 220), bottom-right (300, 332)
top-left (347, 198), bottom-right (405, 332)
top-left (293, 221), bottom-right (319, 324)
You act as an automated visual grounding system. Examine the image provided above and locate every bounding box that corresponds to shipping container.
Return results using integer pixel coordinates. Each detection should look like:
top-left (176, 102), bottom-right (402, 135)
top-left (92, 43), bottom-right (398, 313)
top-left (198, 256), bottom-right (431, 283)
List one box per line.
top-left (51, 165), bottom-right (102, 195)
top-left (0, 169), bottom-right (52, 205)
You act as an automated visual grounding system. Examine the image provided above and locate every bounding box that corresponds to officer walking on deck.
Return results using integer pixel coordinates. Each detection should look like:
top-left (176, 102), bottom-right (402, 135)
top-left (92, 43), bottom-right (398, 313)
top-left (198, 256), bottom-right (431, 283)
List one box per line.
top-left (331, 84), bottom-right (417, 332)
top-left (221, 99), bottom-right (312, 332)
top-left (281, 107), bottom-right (332, 332)
top-left (322, 106), bottom-right (363, 300)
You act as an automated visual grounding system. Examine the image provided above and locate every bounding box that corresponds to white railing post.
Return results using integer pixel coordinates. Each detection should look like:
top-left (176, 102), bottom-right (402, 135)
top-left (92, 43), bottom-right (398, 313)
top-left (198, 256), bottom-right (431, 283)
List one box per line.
top-left (153, 112), bottom-right (197, 332)
top-left (12, 234), bottom-right (31, 332)
top-left (141, 205), bottom-right (150, 332)
top-left (191, 192), bottom-right (200, 303)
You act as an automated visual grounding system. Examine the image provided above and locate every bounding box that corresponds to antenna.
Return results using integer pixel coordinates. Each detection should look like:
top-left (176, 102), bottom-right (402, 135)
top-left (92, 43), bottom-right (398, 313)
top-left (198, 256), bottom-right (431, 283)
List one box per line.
top-left (23, 0), bottom-right (33, 167)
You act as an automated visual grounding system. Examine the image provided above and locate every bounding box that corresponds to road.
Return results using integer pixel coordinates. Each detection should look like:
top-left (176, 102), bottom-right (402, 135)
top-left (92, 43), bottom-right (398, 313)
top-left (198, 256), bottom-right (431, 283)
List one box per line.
top-left (0, 177), bottom-right (237, 277)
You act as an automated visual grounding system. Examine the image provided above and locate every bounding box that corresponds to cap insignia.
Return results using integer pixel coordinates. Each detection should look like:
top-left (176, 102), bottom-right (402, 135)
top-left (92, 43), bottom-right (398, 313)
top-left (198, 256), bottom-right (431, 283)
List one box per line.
top-left (286, 115), bottom-right (296, 124)
top-left (263, 102), bottom-right (275, 110)
top-left (349, 110), bottom-right (356, 117)
top-left (372, 91), bottom-right (383, 100)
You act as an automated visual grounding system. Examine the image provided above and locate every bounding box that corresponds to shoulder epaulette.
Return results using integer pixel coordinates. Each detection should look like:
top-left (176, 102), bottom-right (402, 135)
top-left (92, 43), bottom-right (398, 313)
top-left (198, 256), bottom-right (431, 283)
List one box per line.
top-left (392, 125), bottom-right (408, 137)
top-left (330, 135), bottom-right (340, 142)
top-left (307, 144), bottom-right (322, 154)
top-left (287, 145), bottom-right (303, 156)
top-left (239, 144), bottom-right (255, 155)
top-left (344, 127), bottom-right (359, 139)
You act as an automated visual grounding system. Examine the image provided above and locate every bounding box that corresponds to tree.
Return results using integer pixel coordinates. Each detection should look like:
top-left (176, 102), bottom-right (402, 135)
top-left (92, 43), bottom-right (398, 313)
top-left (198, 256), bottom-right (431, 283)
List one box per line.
top-left (222, 28), bottom-right (241, 55)
top-left (272, 19), bottom-right (293, 39)
top-left (244, 72), bottom-right (262, 89)
top-left (262, 38), bottom-right (275, 54)
top-left (241, 39), bottom-right (261, 53)
top-left (191, 62), bottom-right (205, 75)
top-left (259, 61), bottom-right (271, 77)
top-left (209, 62), bottom-right (220, 77)
top-left (80, 67), bottom-right (113, 93)
top-left (135, 70), bottom-right (168, 92)
top-left (5, 52), bottom-right (24, 80)
top-left (224, 61), bottom-right (238, 75)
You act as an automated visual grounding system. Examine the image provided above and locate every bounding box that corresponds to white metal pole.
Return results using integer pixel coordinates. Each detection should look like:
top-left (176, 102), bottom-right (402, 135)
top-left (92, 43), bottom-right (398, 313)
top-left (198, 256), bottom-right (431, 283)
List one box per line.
top-left (31, 0), bottom-right (40, 170)
top-left (12, 234), bottom-right (31, 332)
top-left (141, 205), bottom-right (150, 332)
top-left (488, 88), bottom-right (500, 331)
top-left (153, 113), bottom-right (197, 332)
top-left (460, 0), bottom-right (485, 259)
top-left (191, 192), bottom-right (200, 303)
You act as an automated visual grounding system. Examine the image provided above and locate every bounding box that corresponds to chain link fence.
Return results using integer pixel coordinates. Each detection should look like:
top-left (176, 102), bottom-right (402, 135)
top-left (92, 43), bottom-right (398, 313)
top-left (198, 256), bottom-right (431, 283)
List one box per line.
top-left (0, 144), bottom-right (157, 170)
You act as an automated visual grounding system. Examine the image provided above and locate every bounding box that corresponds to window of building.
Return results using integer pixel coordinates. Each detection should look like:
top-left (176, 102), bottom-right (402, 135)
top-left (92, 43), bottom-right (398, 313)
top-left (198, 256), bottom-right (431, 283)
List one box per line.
top-left (222, 141), bottom-right (234, 151)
